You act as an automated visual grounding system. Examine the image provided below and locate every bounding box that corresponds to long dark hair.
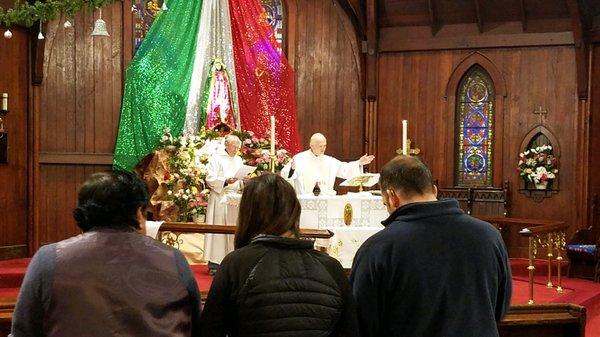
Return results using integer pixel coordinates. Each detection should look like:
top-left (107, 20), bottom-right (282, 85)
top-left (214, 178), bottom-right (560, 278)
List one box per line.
top-left (73, 171), bottom-right (149, 232)
top-left (235, 173), bottom-right (301, 249)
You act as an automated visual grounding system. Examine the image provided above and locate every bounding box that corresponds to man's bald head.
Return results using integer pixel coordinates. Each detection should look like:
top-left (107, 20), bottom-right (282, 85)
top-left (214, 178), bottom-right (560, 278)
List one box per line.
top-left (309, 133), bottom-right (327, 156)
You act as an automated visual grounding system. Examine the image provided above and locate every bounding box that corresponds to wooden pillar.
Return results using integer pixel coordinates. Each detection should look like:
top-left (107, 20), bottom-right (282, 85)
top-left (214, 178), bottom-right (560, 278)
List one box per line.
top-left (364, 0), bottom-right (378, 168)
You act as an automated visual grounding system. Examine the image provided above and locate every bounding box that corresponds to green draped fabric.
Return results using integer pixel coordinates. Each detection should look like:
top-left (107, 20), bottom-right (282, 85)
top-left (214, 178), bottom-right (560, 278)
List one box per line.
top-left (113, 0), bottom-right (202, 170)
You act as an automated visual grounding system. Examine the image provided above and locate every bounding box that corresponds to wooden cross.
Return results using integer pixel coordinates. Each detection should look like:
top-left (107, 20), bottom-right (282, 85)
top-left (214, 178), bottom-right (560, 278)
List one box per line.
top-left (533, 106), bottom-right (548, 124)
top-left (396, 139), bottom-right (421, 156)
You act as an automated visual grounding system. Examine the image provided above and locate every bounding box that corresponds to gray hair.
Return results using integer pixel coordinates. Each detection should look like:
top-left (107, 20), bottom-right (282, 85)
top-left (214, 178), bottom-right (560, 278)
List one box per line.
top-left (224, 135), bottom-right (242, 147)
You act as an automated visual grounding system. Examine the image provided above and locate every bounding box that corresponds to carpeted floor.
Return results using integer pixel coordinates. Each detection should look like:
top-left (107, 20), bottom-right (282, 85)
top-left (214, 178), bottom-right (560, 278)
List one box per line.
top-left (1, 257), bottom-right (600, 336)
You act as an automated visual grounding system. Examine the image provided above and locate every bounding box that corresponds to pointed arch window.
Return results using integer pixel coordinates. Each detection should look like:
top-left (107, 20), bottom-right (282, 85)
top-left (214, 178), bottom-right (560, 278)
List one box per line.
top-left (455, 66), bottom-right (495, 187)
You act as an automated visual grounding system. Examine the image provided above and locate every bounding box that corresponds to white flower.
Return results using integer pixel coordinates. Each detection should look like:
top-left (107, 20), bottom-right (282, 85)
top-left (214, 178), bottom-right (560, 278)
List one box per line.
top-left (167, 190), bottom-right (173, 195)
top-left (183, 195), bottom-right (189, 200)
top-left (524, 150), bottom-right (530, 155)
top-left (518, 160), bottom-right (524, 166)
top-left (531, 149), bottom-right (537, 154)
top-left (548, 145), bottom-right (553, 150)
top-left (161, 136), bottom-right (169, 142)
top-left (186, 189), bottom-right (191, 194)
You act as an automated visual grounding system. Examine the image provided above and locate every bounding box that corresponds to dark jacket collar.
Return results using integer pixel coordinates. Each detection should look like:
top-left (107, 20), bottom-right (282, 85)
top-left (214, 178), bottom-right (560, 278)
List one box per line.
top-left (251, 234), bottom-right (315, 250)
top-left (381, 199), bottom-right (464, 226)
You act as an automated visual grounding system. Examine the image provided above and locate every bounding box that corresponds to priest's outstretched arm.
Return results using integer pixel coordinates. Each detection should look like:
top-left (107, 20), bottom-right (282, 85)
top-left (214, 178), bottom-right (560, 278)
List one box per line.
top-left (336, 154), bottom-right (375, 179)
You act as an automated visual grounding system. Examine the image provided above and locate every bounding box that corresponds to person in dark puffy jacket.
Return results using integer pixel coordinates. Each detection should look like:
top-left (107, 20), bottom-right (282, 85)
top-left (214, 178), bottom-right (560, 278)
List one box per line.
top-left (200, 173), bottom-right (358, 337)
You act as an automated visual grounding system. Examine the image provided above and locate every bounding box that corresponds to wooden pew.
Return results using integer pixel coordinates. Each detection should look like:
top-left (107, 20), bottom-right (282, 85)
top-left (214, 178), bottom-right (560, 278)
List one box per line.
top-left (498, 304), bottom-right (586, 337)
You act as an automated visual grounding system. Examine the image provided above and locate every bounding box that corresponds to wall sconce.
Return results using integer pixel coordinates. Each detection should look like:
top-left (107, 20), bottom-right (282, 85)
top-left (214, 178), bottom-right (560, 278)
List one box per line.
top-left (0, 93), bottom-right (9, 164)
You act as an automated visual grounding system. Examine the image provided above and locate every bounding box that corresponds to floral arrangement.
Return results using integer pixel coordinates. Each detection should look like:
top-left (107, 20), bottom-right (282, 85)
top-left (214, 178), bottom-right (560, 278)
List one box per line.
top-left (237, 130), bottom-right (291, 172)
top-left (517, 145), bottom-right (558, 188)
top-left (158, 128), bottom-right (210, 222)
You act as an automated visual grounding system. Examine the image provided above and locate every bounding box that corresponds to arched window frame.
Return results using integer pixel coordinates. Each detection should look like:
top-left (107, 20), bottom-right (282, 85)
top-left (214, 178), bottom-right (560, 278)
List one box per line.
top-left (445, 52), bottom-right (507, 188)
top-left (455, 66), bottom-right (495, 187)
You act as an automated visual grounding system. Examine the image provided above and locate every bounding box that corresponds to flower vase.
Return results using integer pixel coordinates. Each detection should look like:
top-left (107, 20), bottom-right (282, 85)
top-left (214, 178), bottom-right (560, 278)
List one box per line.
top-left (193, 214), bottom-right (206, 223)
top-left (535, 181), bottom-right (548, 190)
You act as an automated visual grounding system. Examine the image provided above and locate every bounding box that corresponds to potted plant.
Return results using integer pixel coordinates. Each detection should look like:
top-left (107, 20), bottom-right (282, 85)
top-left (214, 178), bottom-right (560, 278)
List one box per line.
top-left (517, 145), bottom-right (558, 190)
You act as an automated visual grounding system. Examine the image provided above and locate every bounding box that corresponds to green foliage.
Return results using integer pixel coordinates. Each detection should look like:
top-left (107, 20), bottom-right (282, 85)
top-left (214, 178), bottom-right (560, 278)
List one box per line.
top-left (0, 0), bottom-right (117, 27)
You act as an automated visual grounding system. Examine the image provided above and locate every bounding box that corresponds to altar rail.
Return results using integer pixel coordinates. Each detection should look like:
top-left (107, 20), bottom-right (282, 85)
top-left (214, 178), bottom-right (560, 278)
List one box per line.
top-left (477, 216), bottom-right (569, 305)
top-left (158, 222), bottom-right (333, 249)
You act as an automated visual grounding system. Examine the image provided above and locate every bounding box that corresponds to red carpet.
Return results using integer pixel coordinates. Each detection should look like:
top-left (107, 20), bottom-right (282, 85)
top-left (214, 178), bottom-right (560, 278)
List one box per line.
top-left (1, 258), bottom-right (600, 336)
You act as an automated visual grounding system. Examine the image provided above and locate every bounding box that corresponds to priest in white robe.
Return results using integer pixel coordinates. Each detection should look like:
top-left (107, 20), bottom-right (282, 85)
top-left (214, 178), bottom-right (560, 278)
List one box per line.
top-left (281, 133), bottom-right (375, 195)
top-left (204, 135), bottom-right (244, 273)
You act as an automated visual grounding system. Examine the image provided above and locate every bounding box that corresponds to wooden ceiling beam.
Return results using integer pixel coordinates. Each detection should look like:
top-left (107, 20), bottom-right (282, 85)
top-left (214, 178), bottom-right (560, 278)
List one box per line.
top-left (519, 0), bottom-right (528, 31)
top-left (427, 0), bottom-right (440, 35)
top-left (474, 0), bottom-right (484, 33)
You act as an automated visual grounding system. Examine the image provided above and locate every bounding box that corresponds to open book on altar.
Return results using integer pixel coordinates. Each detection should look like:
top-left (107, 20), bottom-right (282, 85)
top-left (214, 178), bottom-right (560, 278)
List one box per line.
top-left (340, 173), bottom-right (380, 188)
top-left (234, 165), bottom-right (257, 179)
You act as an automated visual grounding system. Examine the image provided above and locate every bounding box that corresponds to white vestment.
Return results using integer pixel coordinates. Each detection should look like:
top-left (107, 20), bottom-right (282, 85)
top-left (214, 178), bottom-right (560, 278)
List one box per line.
top-left (204, 150), bottom-right (243, 264)
top-left (281, 150), bottom-right (362, 195)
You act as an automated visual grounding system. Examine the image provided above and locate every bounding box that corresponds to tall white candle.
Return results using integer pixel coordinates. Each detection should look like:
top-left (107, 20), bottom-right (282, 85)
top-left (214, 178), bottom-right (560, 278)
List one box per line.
top-left (270, 115), bottom-right (275, 156)
top-left (402, 120), bottom-right (408, 155)
top-left (1, 93), bottom-right (7, 111)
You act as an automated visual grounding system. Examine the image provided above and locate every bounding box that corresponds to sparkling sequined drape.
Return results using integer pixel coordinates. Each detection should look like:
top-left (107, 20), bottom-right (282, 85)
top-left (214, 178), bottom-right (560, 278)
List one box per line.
top-left (184, 0), bottom-right (240, 134)
top-left (113, 0), bottom-right (202, 170)
top-left (229, 0), bottom-right (301, 154)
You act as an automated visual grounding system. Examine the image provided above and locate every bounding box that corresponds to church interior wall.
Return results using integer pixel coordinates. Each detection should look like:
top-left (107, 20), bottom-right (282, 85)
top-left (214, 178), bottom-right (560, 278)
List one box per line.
top-left (376, 46), bottom-right (582, 256)
top-left (0, 26), bottom-right (29, 259)
top-left (1, 0), bottom-right (598, 257)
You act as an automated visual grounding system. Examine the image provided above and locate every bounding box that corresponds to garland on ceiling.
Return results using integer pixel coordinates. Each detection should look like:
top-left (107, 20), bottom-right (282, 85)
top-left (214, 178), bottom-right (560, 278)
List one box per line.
top-left (0, 0), bottom-right (118, 27)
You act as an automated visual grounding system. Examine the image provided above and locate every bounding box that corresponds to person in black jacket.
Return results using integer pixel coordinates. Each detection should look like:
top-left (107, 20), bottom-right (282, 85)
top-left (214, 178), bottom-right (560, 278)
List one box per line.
top-left (200, 173), bottom-right (358, 337)
top-left (350, 156), bottom-right (511, 337)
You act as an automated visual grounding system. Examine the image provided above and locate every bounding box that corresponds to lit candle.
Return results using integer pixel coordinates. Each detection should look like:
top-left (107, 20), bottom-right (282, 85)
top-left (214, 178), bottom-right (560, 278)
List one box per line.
top-left (270, 115), bottom-right (275, 156)
top-left (402, 120), bottom-right (408, 155)
top-left (1, 93), bottom-right (7, 111)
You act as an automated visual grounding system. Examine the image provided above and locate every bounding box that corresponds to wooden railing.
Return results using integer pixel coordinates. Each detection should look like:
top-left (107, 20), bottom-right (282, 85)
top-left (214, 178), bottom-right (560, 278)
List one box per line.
top-left (477, 216), bottom-right (568, 305)
top-left (158, 222), bottom-right (333, 249)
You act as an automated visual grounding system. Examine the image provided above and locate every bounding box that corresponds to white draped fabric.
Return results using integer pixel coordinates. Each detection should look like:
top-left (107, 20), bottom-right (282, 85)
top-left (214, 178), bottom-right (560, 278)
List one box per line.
top-left (203, 150), bottom-right (244, 264)
top-left (184, 0), bottom-right (240, 133)
top-left (280, 150), bottom-right (362, 195)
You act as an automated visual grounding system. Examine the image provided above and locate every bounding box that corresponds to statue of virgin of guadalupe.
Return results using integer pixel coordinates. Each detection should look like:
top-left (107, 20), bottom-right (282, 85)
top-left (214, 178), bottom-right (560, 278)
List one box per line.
top-left (201, 59), bottom-right (238, 131)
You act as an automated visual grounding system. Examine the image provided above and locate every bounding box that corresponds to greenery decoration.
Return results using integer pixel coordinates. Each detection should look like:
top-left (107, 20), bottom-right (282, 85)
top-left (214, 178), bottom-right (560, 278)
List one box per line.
top-left (0, 0), bottom-right (117, 27)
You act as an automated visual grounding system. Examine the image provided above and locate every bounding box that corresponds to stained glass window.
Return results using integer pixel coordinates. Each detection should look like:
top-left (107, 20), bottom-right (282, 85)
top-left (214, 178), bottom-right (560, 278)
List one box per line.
top-left (133, 0), bottom-right (163, 51)
top-left (455, 66), bottom-right (495, 186)
top-left (132, 0), bottom-right (286, 54)
top-left (260, 0), bottom-right (285, 54)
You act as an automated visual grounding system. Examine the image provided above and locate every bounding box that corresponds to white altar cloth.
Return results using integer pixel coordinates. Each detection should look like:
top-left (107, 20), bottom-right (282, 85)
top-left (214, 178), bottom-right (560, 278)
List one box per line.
top-left (224, 192), bottom-right (388, 229)
top-left (224, 192), bottom-right (387, 267)
top-left (318, 226), bottom-right (383, 268)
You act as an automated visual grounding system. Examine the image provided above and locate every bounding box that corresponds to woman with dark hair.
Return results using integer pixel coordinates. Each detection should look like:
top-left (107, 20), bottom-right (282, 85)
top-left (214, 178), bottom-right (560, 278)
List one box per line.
top-left (10, 171), bottom-right (201, 337)
top-left (200, 173), bottom-right (358, 337)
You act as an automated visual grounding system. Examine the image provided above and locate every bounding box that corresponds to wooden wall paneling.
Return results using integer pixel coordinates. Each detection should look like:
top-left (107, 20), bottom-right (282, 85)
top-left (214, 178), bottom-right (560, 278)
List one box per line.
top-left (0, 27), bottom-right (29, 259)
top-left (293, 0), bottom-right (364, 161)
top-left (33, 3), bottom-right (125, 250)
top-left (377, 47), bottom-right (582, 256)
top-left (590, 46), bottom-right (600, 225)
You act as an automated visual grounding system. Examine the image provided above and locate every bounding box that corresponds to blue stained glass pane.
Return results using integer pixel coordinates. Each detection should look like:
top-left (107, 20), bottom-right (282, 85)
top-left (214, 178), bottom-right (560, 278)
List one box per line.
top-left (260, 0), bottom-right (285, 54)
top-left (456, 66), bottom-right (495, 186)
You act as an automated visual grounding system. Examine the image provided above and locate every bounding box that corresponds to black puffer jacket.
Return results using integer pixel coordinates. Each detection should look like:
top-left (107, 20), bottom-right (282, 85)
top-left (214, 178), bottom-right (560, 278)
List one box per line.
top-left (200, 235), bottom-right (358, 337)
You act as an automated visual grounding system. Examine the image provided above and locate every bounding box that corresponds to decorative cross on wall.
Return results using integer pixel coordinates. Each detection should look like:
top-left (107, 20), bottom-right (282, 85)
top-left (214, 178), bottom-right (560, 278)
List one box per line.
top-left (533, 106), bottom-right (548, 124)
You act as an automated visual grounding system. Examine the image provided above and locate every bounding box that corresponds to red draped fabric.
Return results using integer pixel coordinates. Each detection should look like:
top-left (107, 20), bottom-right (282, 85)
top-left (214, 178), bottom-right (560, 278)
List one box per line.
top-left (229, 0), bottom-right (301, 154)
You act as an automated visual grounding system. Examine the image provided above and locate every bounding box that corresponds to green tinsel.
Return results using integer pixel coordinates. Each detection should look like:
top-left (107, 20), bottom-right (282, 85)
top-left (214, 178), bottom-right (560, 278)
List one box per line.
top-left (0, 0), bottom-right (118, 27)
